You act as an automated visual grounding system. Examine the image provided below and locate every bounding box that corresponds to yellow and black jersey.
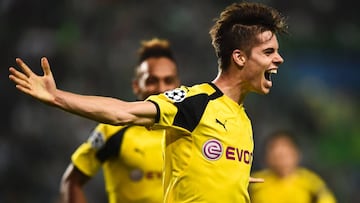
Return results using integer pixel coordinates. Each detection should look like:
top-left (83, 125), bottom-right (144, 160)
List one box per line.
top-left (249, 168), bottom-right (337, 203)
top-left (147, 82), bottom-right (253, 203)
top-left (71, 124), bottom-right (164, 203)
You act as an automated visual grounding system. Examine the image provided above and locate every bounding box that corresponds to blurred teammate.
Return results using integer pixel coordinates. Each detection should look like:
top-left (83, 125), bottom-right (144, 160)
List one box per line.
top-left (9, 2), bottom-right (288, 202)
top-left (249, 130), bottom-right (337, 203)
top-left (59, 38), bottom-right (180, 203)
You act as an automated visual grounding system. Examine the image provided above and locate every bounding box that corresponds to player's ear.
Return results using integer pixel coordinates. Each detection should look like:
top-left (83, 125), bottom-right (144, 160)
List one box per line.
top-left (296, 149), bottom-right (302, 164)
top-left (132, 79), bottom-right (140, 95)
top-left (232, 49), bottom-right (246, 66)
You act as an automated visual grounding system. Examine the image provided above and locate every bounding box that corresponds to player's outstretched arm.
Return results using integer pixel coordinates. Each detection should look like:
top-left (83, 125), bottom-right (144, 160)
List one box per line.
top-left (9, 57), bottom-right (157, 126)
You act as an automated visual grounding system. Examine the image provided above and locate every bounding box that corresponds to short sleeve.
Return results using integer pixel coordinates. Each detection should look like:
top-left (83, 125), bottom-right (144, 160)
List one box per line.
top-left (71, 123), bottom-right (124, 177)
top-left (147, 93), bottom-right (179, 128)
top-left (71, 142), bottom-right (101, 177)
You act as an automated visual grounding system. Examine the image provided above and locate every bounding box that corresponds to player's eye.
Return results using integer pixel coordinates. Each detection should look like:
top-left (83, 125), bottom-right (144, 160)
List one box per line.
top-left (263, 48), bottom-right (275, 56)
top-left (146, 77), bottom-right (158, 85)
top-left (164, 77), bottom-right (177, 85)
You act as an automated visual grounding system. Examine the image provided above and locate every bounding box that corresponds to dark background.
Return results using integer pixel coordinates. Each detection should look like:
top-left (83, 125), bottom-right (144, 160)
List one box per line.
top-left (1, 0), bottom-right (359, 202)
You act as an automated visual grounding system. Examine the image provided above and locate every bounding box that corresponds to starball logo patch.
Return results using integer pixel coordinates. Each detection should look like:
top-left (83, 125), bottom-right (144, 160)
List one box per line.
top-left (88, 130), bottom-right (105, 149)
top-left (164, 88), bottom-right (186, 102)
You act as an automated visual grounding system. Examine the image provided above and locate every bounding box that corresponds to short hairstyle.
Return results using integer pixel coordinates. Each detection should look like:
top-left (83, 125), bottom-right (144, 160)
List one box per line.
top-left (209, 2), bottom-right (288, 70)
top-left (264, 130), bottom-right (299, 151)
top-left (134, 38), bottom-right (177, 80)
top-left (137, 38), bottom-right (176, 64)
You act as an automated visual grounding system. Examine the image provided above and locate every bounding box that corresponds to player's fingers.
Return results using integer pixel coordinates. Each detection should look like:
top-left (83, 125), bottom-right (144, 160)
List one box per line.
top-left (16, 85), bottom-right (32, 95)
top-left (9, 67), bottom-right (30, 81)
top-left (15, 58), bottom-right (33, 77)
top-left (9, 74), bottom-right (30, 89)
top-left (249, 177), bottom-right (264, 183)
top-left (41, 57), bottom-right (52, 76)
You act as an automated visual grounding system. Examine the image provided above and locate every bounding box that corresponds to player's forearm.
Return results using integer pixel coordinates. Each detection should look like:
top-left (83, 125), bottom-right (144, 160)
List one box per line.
top-left (60, 184), bottom-right (88, 203)
top-left (52, 89), bottom-right (132, 125)
top-left (60, 164), bottom-right (90, 203)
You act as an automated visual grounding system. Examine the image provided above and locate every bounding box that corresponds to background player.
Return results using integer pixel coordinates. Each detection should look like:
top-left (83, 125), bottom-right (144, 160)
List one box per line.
top-left (249, 130), bottom-right (337, 203)
top-left (59, 38), bottom-right (180, 203)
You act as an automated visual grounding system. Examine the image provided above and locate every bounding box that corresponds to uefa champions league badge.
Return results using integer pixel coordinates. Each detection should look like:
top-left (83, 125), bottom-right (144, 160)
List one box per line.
top-left (164, 88), bottom-right (186, 102)
top-left (88, 130), bottom-right (105, 149)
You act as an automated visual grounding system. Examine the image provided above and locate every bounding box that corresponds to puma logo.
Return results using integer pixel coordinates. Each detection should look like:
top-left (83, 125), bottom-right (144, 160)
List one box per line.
top-left (215, 118), bottom-right (227, 131)
top-left (134, 148), bottom-right (144, 155)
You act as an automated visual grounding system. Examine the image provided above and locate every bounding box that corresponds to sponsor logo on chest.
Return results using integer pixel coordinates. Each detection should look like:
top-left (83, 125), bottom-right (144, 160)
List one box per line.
top-left (129, 169), bottom-right (162, 181)
top-left (202, 139), bottom-right (253, 164)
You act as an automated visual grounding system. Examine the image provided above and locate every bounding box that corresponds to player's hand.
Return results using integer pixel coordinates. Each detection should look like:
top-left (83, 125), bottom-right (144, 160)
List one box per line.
top-left (9, 57), bottom-right (57, 105)
top-left (249, 177), bottom-right (264, 183)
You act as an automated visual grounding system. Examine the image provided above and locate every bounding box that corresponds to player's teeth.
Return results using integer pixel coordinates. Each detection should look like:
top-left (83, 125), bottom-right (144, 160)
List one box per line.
top-left (269, 69), bottom-right (277, 74)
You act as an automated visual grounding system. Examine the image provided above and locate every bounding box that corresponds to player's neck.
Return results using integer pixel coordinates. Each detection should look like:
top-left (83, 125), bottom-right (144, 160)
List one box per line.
top-left (212, 71), bottom-right (248, 105)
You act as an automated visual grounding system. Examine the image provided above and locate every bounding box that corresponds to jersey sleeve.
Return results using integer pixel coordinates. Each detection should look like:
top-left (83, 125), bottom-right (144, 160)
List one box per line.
top-left (146, 92), bottom-right (179, 128)
top-left (71, 123), bottom-right (125, 177)
top-left (146, 86), bottom-right (211, 133)
top-left (302, 169), bottom-right (337, 203)
top-left (71, 142), bottom-right (101, 177)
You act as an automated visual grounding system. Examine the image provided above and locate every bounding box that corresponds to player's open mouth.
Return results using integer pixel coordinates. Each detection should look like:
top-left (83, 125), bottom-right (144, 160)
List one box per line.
top-left (264, 69), bottom-right (277, 82)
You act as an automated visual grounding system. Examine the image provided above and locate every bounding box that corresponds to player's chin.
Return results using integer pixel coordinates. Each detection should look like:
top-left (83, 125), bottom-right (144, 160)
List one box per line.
top-left (253, 80), bottom-right (271, 94)
top-left (263, 85), bottom-right (272, 94)
top-left (261, 80), bottom-right (272, 94)
top-left (263, 88), bottom-right (271, 94)
top-left (253, 87), bottom-right (270, 95)
top-left (256, 89), bottom-right (270, 95)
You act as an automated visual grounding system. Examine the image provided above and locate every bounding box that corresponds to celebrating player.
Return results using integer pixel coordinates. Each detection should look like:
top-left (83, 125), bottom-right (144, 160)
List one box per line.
top-left (59, 38), bottom-right (180, 203)
top-left (9, 2), bottom-right (287, 202)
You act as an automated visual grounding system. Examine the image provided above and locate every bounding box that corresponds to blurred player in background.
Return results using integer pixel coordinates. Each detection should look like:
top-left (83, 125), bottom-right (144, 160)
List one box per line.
top-left (249, 130), bottom-right (337, 203)
top-left (9, 2), bottom-right (288, 202)
top-left (59, 38), bottom-right (180, 203)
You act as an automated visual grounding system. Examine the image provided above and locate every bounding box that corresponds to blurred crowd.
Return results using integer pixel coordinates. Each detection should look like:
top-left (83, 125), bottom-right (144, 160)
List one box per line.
top-left (1, 0), bottom-right (359, 202)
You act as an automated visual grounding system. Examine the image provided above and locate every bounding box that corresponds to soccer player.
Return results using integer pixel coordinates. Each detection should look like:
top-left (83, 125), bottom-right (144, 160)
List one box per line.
top-left (9, 2), bottom-right (287, 202)
top-left (59, 38), bottom-right (180, 203)
top-left (249, 130), bottom-right (337, 203)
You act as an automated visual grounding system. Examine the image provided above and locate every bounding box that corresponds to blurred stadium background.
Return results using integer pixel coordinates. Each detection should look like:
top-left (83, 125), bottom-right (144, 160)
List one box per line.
top-left (1, 0), bottom-right (359, 202)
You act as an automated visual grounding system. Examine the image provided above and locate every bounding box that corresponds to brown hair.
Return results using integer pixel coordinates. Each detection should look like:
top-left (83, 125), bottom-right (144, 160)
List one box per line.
top-left (209, 2), bottom-right (288, 70)
top-left (137, 38), bottom-right (175, 64)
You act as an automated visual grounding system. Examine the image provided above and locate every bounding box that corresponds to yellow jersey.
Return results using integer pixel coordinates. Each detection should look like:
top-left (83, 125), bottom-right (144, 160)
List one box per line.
top-left (71, 124), bottom-right (164, 203)
top-left (249, 167), bottom-right (337, 203)
top-left (147, 83), bottom-right (253, 203)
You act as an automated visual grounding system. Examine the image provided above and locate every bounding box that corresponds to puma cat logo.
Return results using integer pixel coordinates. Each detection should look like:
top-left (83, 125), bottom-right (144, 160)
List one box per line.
top-left (134, 148), bottom-right (144, 155)
top-left (216, 118), bottom-right (227, 131)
